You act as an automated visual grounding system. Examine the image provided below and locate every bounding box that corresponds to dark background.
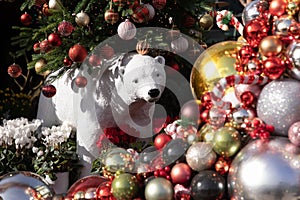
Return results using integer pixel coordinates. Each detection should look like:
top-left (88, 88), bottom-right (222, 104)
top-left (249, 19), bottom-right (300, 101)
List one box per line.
top-left (0, 1), bottom-right (23, 90)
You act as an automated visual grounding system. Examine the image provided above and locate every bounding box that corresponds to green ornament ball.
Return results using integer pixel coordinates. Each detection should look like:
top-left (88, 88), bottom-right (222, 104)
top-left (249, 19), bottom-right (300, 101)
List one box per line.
top-left (212, 126), bottom-right (241, 157)
top-left (111, 173), bottom-right (139, 200)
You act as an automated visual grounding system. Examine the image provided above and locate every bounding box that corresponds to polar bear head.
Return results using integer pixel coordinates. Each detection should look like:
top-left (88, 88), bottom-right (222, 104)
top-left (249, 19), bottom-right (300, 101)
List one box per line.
top-left (113, 54), bottom-right (166, 105)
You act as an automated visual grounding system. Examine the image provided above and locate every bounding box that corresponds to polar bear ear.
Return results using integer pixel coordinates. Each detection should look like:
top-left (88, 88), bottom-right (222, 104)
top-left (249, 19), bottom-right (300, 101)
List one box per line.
top-left (154, 56), bottom-right (165, 66)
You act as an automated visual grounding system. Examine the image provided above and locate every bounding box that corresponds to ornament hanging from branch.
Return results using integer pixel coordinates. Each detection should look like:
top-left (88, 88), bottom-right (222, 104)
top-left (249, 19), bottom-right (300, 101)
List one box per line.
top-left (117, 19), bottom-right (137, 40)
top-left (57, 21), bottom-right (74, 36)
top-left (75, 11), bottom-right (90, 27)
top-left (104, 9), bottom-right (120, 25)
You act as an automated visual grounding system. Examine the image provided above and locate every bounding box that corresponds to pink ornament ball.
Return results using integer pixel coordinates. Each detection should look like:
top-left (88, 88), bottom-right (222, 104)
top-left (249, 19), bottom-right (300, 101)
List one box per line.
top-left (75, 76), bottom-right (88, 88)
top-left (288, 121), bottom-right (300, 146)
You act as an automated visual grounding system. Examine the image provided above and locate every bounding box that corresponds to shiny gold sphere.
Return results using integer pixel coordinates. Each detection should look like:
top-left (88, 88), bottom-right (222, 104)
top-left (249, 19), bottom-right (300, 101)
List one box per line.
top-left (190, 41), bottom-right (242, 99)
top-left (259, 36), bottom-right (283, 57)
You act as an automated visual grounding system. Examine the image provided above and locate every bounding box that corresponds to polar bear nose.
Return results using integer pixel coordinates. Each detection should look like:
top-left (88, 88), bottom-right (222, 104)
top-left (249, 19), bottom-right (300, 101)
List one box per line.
top-left (148, 89), bottom-right (160, 98)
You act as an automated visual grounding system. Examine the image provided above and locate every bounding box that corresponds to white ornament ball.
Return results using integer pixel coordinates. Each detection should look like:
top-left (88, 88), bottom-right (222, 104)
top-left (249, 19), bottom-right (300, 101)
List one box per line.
top-left (49, 0), bottom-right (61, 10)
top-left (117, 19), bottom-right (136, 40)
top-left (75, 11), bottom-right (90, 26)
top-left (171, 36), bottom-right (189, 53)
top-left (257, 78), bottom-right (300, 136)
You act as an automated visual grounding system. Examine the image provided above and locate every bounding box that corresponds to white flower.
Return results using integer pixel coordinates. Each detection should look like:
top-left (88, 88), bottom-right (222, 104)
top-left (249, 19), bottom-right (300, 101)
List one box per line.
top-left (41, 122), bottom-right (73, 147)
top-left (32, 147), bottom-right (39, 153)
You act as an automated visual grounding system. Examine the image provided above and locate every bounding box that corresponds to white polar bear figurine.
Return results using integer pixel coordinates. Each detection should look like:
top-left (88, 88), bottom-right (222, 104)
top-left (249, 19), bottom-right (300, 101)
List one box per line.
top-left (36, 53), bottom-right (166, 177)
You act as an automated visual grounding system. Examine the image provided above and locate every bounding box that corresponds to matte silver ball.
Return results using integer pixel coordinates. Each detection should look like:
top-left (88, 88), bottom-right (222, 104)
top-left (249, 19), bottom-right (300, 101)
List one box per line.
top-left (228, 137), bottom-right (300, 200)
top-left (257, 79), bottom-right (300, 136)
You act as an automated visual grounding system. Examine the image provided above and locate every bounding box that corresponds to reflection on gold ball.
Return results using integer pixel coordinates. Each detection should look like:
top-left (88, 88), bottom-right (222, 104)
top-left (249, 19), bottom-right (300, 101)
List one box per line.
top-left (190, 41), bottom-right (242, 99)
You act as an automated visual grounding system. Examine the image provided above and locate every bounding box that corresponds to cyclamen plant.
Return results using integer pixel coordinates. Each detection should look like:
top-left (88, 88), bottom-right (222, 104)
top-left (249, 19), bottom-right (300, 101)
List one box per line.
top-left (32, 122), bottom-right (80, 181)
top-left (0, 117), bottom-right (41, 175)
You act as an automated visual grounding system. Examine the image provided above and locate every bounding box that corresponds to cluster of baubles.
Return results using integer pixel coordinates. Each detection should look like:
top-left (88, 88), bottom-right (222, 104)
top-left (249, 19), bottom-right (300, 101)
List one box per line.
top-left (189, 0), bottom-right (300, 199)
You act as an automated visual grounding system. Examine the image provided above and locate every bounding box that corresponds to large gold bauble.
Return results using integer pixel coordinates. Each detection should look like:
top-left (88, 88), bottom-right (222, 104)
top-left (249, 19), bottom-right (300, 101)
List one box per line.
top-left (190, 41), bottom-right (242, 99)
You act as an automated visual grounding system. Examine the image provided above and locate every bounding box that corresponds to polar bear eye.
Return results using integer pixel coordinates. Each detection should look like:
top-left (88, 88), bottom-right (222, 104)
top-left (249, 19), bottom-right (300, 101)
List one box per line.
top-left (133, 79), bottom-right (139, 84)
top-left (156, 73), bottom-right (160, 77)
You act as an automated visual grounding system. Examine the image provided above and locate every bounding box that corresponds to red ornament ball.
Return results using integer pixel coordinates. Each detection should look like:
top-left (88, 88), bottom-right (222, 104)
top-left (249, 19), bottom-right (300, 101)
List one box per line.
top-left (117, 19), bottom-right (137, 40)
top-left (154, 133), bottom-right (172, 150)
top-left (104, 9), bottom-right (119, 25)
top-left (263, 56), bottom-right (285, 80)
top-left (75, 76), bottom-right (88, 88)
top-left (63, 57), bottom-right (73, 67)
top-left (89, 54), bottom-right (102, 67)
top-left (170, 163), bottom-right (192, 184)
top-left (68, 44), bottom-right (88, 63)
top-left (48, 33), bottom-right (62, 47)
top-left (97, 45), bottom-right (115, 60)
top-left (33, 42), bottom-right (40, 53)
top-left (42, 85), bottom-right (56, 98)
top-left (57, 21), bottom-right (74, 36)
top-left (66, 175), bottom-right (109, 199)
top-left (152, 0), bottom-right (166, 10)
top-left (243, 19), bottom-right (269, 47)
top-left (39, 39), bottom-right (52, 53)
top-left (20, 12), bottom-right (32, 26)
top-left (131, 4), bottom-right (150, 23)
top-left (7, 64), bottom-right (22, 78)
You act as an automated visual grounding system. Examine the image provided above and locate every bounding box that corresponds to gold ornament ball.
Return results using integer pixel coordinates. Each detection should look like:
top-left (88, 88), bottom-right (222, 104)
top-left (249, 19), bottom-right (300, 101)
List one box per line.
top-left (35, 58), bottom-right (50, 76)
top-left (212, 126), bottom-right (241, 157)
top-left (199, 14), bottom-right (214, 30)
top-left (145, 177), bottom-right (174, 200)
top-left (190, 41), bottom-right (241, 99)
top-left (259, 36), bottom-right (283, 57)
top-left (75, 11), bottom-right (90, 26)
top-left (198, 123), bottom-right (216, 143)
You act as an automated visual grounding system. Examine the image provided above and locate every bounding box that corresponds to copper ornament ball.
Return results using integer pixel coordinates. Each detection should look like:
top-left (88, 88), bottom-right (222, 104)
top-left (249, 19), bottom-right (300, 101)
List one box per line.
top-left (259, 36), bottom-right (283, 57)
top-left (170, 163), bottom-right (192, 184)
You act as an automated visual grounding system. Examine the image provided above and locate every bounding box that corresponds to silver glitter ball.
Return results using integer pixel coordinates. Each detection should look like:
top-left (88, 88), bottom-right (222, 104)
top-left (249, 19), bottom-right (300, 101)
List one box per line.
top-left (185, 142), bottom-right (217, 172)
top-left (257, 79), bottom-right (300, 136)
top-left (228, 137), bottom-right (300, 200)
